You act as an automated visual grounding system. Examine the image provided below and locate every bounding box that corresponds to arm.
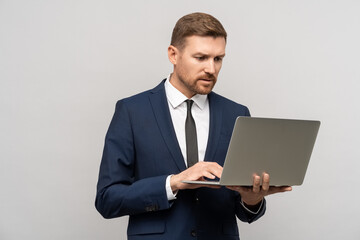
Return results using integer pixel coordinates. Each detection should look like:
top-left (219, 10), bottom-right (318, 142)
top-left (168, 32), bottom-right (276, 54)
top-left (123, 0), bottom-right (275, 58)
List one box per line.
top-left (228, 173), bottom-right (292, 223)
top-left (234, 191), bottom-right (266, 223)
top-left (95, 100), bottom-right (171, 219)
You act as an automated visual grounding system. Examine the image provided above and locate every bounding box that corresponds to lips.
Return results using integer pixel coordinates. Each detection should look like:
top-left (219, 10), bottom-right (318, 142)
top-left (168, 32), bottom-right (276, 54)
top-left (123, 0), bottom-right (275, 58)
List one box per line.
top-left (198, 77), bottom-right (215, 82)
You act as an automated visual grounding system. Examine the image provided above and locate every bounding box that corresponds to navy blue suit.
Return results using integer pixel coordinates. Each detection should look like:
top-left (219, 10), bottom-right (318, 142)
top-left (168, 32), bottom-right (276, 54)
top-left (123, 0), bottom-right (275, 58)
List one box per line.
top-left (95, 80), bottom-right (266, 239)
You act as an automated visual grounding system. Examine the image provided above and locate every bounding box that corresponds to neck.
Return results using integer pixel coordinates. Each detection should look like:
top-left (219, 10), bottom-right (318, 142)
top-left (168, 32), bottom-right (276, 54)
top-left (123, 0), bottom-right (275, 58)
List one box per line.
top-left (169, 73), bottom-right (195, 99)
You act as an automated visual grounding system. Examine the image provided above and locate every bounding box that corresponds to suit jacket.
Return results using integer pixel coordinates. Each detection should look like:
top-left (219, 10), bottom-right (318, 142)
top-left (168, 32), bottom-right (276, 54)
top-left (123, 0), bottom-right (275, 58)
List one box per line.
top-left (95, 80), bottom-right (266, 240)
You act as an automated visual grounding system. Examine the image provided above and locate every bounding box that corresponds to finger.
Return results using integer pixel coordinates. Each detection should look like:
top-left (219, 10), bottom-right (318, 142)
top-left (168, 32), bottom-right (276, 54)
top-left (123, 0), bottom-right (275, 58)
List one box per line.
top-left (268, 186), bottom-right (292, 195)
top-left (226, 186), bottom-right (240, 191)
top-left (252, 174), bottom-right (261, 193)
top-left (202, 171), bottom-right (217, 179)
top-left (202, 162), bottom-right (223, 179)
top-left (208, 162), bottom-right (223, 178)
top-left (277, 186), bottom-right (292, 192)
top-left (226, 186), bottom-right (250, 193)
top-left (199, 184), bottom-right (221, 189)
top-left (238, 186), bottom-right (252, 193)
top-left (187, 162), bottom-right (222, 180)
top-left (262, 173), bottom-right (270, 192)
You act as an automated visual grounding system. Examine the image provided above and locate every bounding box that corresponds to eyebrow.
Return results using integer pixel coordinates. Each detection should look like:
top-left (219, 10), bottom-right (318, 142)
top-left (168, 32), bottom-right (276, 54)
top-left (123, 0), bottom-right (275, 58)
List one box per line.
top-left (193, 52), bottom-right (226, 57)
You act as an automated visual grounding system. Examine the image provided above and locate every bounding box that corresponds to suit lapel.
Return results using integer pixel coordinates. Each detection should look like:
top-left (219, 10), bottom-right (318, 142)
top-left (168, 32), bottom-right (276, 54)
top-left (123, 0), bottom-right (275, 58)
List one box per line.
top-left (204, 92), bottom-right (223, 163)
top-left (148, 81), bottom-right (186, 172)
top-left (148, 81), bottom-right (223, 170)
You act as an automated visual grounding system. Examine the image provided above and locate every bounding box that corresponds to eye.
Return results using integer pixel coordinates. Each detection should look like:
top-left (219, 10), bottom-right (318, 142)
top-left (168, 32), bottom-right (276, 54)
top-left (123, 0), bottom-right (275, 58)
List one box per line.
top-left (195, 56), bottom-right (206, 61)
top-left (214, 57), bottom-right (223, 62)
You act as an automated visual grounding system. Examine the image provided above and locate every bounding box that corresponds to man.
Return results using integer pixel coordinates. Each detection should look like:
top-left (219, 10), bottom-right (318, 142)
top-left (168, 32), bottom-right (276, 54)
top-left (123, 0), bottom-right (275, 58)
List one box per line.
top-left (95, 12), bottom-right (291, 240)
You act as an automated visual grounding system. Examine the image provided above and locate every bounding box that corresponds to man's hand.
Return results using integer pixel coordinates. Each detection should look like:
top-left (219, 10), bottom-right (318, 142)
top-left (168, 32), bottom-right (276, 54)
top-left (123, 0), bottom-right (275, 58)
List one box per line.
top-left (170, 162), bottom-right (223, 193)
top-left (227, 173), bottom-right (292, 206)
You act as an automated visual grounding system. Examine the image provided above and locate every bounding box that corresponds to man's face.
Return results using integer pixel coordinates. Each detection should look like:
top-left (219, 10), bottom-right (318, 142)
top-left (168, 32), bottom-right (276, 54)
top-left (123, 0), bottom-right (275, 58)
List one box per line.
top-left (168, 35), bottom-right (226, 98)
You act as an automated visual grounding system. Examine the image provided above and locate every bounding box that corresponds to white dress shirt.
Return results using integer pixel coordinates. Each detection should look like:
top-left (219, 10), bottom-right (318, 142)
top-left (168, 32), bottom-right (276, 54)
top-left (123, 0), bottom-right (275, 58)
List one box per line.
top-left (165, 77), bottom-right (210, 164)
top-left (164, 76), bottom-right (210, 200)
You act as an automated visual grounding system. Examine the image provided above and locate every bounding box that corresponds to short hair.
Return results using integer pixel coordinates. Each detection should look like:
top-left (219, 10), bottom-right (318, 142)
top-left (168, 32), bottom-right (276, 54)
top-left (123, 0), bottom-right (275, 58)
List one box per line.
top-left (170, 12), bottom-right (227, 50)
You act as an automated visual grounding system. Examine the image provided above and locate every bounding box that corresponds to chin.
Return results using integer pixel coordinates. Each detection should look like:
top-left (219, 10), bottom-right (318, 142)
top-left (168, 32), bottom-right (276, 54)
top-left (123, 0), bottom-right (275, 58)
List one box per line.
top-left (195, 86), bottom-right (214, 95)
top-left (201, 82), bottom-right (215, 91)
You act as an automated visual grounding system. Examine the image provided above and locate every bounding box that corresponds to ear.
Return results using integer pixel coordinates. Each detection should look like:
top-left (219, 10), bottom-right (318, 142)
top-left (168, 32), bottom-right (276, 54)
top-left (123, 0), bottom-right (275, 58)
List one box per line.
top-left (168, 45), bottom-right (178, 65)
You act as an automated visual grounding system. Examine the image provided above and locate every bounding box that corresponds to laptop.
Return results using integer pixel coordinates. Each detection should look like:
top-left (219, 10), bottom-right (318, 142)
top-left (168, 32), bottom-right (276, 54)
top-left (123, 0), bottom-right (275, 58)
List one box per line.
top-left (182, 117), bottom-right (320, 186)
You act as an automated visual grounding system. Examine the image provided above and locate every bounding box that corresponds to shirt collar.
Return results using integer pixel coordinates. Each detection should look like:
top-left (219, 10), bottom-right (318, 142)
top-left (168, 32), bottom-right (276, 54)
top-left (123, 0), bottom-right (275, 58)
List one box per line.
top-left (164, 75), bottom-right (208, 110)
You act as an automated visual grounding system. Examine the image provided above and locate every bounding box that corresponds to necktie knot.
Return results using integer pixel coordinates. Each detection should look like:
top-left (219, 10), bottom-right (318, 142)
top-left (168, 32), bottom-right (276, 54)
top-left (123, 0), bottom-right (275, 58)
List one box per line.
top-left (185, 99), bottom-right (194, 110)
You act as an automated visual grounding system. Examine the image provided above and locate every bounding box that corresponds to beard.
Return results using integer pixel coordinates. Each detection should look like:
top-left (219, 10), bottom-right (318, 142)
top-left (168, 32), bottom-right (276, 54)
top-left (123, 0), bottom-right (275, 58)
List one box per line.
top-left (178, 73), bottom-right (217, 96)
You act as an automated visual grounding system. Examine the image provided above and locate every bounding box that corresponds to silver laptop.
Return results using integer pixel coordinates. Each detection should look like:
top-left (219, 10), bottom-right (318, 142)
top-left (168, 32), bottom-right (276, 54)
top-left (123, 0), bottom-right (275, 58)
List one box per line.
top-left (183, 117), bottom-right (320, 186)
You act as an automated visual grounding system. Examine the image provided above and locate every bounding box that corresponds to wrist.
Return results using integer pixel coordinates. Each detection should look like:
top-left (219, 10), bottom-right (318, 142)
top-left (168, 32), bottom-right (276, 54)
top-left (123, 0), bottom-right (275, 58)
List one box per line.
top-left (242, 198), bottom-right (263, 209)
top-left (170, 174), bottom-right (180, 193)
top-left (241, 198), bottom-right (264, 214)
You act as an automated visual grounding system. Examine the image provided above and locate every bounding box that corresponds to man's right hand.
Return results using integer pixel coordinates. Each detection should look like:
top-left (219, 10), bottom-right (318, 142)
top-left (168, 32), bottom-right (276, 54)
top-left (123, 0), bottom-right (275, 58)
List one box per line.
top-left (170, 162), bottom-right (223, 193)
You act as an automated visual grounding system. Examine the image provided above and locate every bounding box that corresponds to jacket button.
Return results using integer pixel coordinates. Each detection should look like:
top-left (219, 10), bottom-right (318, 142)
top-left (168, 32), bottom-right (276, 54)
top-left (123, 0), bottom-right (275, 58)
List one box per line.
top-left (191, 229), bottom-right (197, 237)
top-left (145, 205), bottom-right (158, 212)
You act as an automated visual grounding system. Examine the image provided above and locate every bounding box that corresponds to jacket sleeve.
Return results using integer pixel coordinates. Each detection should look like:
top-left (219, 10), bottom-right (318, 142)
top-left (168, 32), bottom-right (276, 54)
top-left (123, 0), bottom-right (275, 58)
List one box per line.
top-left (234, 192), bottom-right (266, 223)
top-left (95, 100), bottom-right (171, 219)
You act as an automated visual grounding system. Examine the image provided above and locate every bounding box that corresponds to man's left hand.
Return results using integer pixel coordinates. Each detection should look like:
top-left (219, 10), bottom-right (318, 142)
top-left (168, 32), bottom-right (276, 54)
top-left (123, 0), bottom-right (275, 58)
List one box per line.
top-left (226, 173), bottom-right (292, 206)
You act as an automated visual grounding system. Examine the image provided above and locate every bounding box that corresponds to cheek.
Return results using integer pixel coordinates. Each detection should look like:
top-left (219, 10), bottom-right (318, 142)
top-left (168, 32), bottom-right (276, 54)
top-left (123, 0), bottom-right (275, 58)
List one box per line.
top-left (215, 64), bottom-right (222, 75)
top-left (184, 63), bottom-right (200, 76)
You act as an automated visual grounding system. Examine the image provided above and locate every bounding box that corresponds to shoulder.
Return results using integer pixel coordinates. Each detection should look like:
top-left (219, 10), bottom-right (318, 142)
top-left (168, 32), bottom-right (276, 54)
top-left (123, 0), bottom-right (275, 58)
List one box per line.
top-left (115, 80), bottom-right (166, 108)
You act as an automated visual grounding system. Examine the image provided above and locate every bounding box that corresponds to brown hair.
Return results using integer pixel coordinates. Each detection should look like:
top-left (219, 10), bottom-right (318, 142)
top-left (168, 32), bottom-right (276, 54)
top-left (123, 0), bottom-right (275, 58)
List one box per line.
top-left (170, 12), bottom-right (227, 50)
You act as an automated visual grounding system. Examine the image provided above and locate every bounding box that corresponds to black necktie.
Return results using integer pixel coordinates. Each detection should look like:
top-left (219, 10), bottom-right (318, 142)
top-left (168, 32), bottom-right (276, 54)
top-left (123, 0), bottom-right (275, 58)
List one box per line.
top-left (185, 100), bottom-right (198, 168)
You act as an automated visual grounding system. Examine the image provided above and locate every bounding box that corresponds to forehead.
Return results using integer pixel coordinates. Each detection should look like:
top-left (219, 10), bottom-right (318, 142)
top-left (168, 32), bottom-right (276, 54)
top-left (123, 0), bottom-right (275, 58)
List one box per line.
top-left (182, 35), bottom-right (226, 55)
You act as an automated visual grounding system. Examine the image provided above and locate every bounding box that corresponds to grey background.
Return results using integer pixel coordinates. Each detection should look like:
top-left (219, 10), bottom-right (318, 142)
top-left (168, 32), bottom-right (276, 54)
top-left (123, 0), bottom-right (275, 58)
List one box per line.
top-left (1, 0), bottom-right (359, 239)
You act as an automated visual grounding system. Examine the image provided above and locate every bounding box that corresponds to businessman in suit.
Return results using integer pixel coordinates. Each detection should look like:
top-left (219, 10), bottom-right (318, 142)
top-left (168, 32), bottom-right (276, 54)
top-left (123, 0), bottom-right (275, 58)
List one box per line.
top-left (95, 12), bottom-right (291, 240)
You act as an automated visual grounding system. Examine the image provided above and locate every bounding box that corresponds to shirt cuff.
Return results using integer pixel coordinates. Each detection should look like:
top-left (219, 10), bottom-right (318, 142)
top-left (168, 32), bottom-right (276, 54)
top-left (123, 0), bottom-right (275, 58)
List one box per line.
top-left (240, 198), bottom-right (264, 215)
top-left (166, 175), bottom-right (177, 201)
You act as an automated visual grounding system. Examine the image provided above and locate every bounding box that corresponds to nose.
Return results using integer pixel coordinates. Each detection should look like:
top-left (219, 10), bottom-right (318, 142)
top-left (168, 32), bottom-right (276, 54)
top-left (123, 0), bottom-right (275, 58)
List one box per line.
top-left (204, 60), bottom-right (216, 75)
